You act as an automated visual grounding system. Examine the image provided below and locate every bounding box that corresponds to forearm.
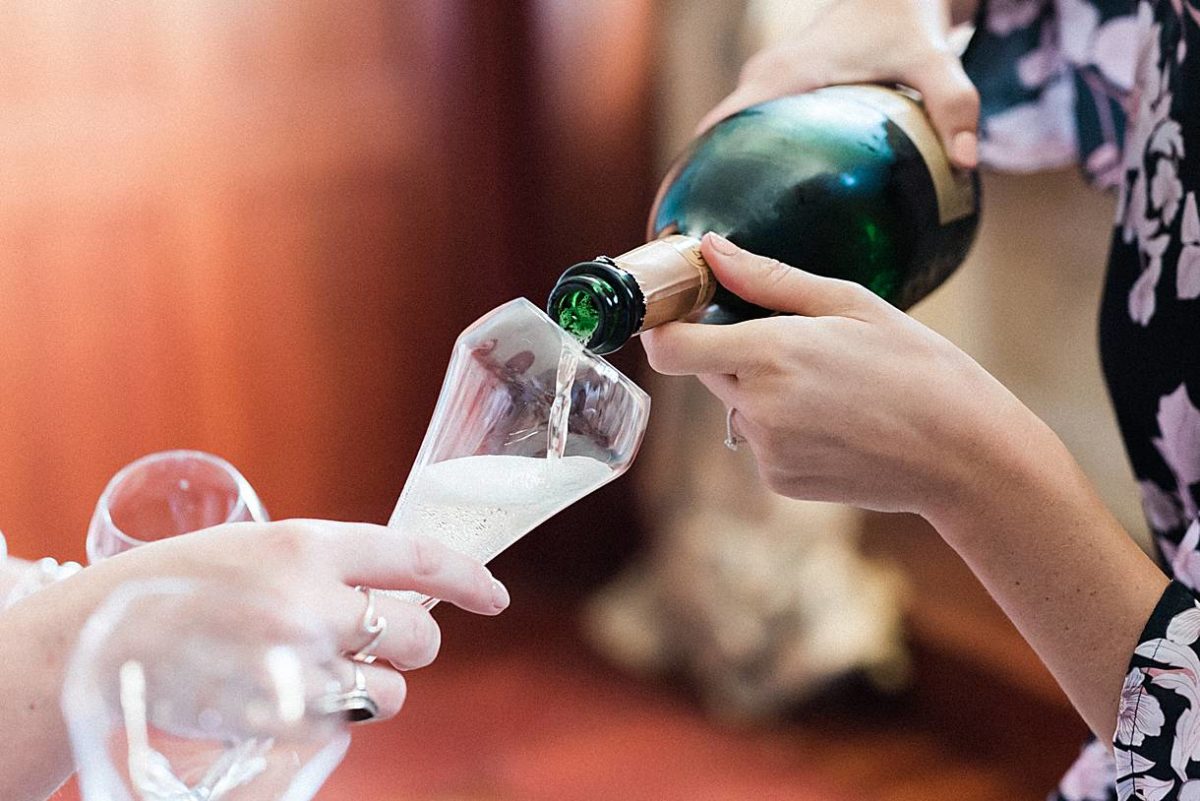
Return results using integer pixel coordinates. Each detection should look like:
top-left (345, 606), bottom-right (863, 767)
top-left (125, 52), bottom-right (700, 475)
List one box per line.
top-left (0, 556), bottom-right (33, 603)
top-left (924, 410), bottom-right (1167, 744)
top-left (0, 559), bottom-right (129, 801)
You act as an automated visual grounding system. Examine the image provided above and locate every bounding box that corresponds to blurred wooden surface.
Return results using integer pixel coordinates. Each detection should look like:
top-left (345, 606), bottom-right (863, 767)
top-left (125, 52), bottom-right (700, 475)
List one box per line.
top-left (337, 598), bottom-right (1088, 801)
top-left (0, 0), bottom-right (654, 582)
top-left (48, 581), bottom-right (1088, 801)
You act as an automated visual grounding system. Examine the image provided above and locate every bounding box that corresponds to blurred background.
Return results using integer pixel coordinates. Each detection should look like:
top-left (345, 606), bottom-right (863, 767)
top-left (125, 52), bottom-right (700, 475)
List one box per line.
top-left (0, 1), bottom-right (1142, 799)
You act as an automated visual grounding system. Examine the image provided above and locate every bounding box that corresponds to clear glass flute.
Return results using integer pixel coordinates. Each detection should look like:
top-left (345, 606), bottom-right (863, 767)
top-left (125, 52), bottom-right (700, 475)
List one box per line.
top-left (87, 450), bottom-right (268, 564)
top-left (386, 298), bottom-right (650, 606)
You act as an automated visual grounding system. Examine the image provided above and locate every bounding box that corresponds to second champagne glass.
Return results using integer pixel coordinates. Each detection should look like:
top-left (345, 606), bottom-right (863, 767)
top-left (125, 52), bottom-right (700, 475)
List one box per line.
top-left (63, 577), bottom-right (351, 801)
top-left (87, 450), bottom-right (268, 564)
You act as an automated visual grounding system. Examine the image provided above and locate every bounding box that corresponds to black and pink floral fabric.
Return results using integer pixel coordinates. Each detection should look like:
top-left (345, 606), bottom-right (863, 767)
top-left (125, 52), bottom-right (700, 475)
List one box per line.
top-left (965, 1), bottom-right (1200, 798)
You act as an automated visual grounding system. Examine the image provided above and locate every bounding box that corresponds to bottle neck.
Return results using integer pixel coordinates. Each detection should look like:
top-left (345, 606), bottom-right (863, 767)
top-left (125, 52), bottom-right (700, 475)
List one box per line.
top-left (547, 235), bottom-right (714, 354)
top-left (550, 267), bottom-right (633, 351)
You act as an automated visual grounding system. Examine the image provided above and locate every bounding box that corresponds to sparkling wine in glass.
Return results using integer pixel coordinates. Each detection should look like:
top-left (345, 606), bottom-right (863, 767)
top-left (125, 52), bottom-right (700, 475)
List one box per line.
top-left (87, 450), bottom-right (268, 563)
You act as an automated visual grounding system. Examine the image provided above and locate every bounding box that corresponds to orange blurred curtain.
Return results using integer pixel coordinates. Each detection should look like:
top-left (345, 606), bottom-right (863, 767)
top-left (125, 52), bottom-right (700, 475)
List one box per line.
top-left (0, 0), bottom-right (656, 587)
top-left (0, 0), bottom-right (505, 561)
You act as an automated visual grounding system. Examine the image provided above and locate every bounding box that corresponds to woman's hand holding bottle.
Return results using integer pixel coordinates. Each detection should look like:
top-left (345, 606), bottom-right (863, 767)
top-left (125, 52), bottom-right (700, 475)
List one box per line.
top-left (642, 233), bottom-right (1167, 746)
top-left (640, 232), bottom-right (1042, 520)
top-left (698, 0), bottom-right (982, 168)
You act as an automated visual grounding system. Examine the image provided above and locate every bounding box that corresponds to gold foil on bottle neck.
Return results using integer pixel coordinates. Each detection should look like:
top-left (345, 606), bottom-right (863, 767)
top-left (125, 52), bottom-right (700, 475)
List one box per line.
top-left (612, 234), bottom-right (715, 332)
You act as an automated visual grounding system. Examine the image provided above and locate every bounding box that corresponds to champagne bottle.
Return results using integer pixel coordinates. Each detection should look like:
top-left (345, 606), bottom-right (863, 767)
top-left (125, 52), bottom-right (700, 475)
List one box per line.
top-left (547, 84), bottom-right (980, 354)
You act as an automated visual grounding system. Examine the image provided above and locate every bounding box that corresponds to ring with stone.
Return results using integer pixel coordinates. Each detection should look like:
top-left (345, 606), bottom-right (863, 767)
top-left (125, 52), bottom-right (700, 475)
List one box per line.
top-left (724, 406), bottom-right (746, 451)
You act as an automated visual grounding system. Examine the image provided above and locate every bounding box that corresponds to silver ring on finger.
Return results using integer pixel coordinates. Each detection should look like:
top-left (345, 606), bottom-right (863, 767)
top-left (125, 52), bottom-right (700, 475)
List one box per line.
top-left (724, 406), bottom-right (747, 452)
top-left (351, 585), bottom-right (387, 664)
top-left (316, 664), bottom-right (379, 723)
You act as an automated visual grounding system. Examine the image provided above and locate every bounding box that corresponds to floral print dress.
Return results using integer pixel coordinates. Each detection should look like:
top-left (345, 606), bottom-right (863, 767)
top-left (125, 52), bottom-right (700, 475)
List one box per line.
top-left (965, 1), bottom-right (1200, 798)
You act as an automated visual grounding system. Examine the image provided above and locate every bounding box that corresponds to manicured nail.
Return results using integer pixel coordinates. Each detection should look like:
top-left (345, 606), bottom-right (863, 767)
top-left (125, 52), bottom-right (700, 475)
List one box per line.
top-left (951, 131), bottom-right (978, 169)
top-left (491, 578), bottom-right (510, 610)
top-left (706, 232), bottom-right (740, 255)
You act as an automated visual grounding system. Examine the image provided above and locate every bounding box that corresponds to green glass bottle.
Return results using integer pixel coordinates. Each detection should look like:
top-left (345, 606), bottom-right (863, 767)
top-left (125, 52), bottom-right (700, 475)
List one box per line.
top-left (547, 84), bottom-right (980, 354)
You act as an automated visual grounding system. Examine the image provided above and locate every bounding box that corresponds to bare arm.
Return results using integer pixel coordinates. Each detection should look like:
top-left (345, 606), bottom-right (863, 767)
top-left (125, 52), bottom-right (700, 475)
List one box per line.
top-left (924, 405), bottom-right (1167, 742)
top-left (642, 234), bottom-right (1167, 743)
top-left (0, 521), bottom-right (509, 801)
top-left (0, 556), bottom-right (35, 602)
top-left (0, 563), bottom-right (120, 801)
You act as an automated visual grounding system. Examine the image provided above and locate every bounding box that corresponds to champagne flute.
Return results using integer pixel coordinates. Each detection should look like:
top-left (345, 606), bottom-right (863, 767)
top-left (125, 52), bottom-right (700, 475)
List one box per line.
top-left (87, 450), bottom-right (268, 563)
top-left (386, 298), bottom-right (650, 606)
top-left (63, 577), bottom-right (351, 801)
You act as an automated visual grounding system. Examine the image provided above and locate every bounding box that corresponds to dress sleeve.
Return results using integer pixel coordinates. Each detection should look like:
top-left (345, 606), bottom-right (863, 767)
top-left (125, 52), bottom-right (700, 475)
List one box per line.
top-left (1114, 524), bottom-right (1200, 800)
top-left (962, 0), bottom-right (1139, 189)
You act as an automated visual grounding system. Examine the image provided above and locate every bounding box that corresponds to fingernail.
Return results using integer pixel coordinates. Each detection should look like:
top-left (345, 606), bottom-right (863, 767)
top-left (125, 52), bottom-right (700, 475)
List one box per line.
top-left (491, 578), bottom-right (510, 610)
top-left (706, 232), bottom-right (740, 255)
top-left (951, 131), bottom-right (978, 169)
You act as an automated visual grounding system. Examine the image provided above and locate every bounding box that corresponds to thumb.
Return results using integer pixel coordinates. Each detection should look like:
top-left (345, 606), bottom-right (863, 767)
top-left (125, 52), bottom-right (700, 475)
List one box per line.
top-left (700, 233), bottom-right (872, 318)
top-left (695, 86), bottom-right (755, 137)
top-left (902, 53), bottom-right (980, 169)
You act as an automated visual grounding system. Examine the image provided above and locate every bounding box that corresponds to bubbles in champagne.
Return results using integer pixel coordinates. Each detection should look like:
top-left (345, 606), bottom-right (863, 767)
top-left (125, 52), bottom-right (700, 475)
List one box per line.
top-left (393, 454), bottom-right (613, 564)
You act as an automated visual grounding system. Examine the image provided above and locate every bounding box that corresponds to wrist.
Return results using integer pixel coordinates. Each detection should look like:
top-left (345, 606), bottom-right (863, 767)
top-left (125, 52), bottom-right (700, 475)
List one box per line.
top-left (919, 395), bottom-right (1078, 538)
